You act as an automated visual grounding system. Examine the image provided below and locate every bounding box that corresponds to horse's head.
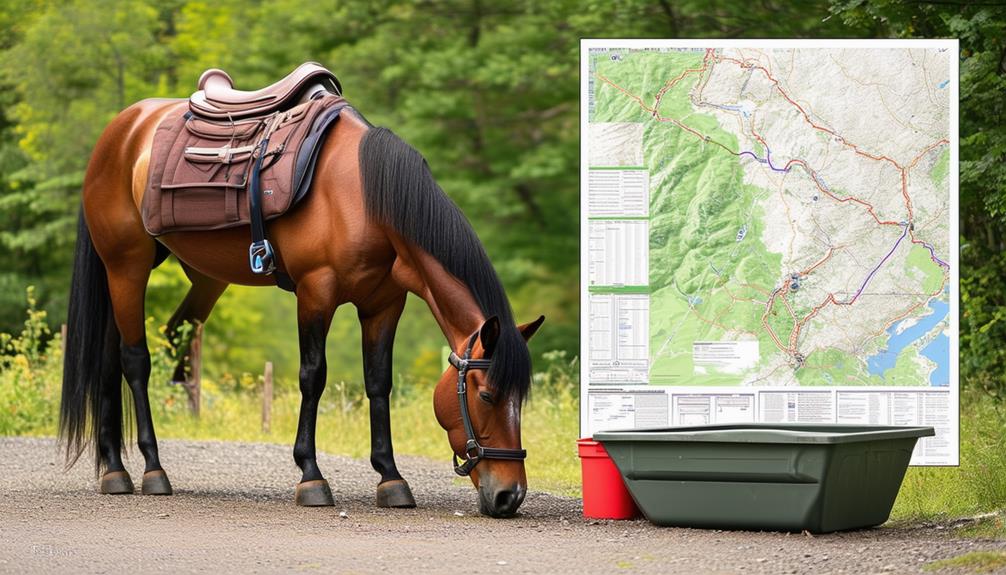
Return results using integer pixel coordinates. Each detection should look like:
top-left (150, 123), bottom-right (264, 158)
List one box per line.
top-left (434, 315), bottom-right (544, 517)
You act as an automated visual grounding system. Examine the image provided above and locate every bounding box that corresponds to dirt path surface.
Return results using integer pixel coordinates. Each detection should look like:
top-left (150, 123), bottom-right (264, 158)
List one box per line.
top-left (0, 437), bottom-right (1002, 574)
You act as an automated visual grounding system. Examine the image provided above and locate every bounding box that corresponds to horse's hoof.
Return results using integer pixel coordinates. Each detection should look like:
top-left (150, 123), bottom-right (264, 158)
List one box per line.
top-left (295, 479), bottom-right (334, 507)
top-left (376, 479), bottom-right (416, 508)
top-left (100, 470), bottom-right (134, 495)
top-left (142, 469), bottom-right (173, 495)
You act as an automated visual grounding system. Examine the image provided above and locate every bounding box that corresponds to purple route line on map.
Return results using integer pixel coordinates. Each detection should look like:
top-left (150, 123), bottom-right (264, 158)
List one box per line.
top-left (918, 240), bottom-right (950, 269)
top-left (738, 146), bottom-right (791, 173)
top-left (839, 224), bottom-right (910, 305)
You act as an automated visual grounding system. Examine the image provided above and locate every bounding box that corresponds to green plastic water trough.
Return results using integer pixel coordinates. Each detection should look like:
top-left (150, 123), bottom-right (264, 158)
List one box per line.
top-left (594, 424), bottom-right (935, 533)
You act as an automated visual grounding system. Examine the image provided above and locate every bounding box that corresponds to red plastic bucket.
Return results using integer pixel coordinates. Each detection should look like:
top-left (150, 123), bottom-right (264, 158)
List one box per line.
top-left (577, 437), bottom-right (641, 520)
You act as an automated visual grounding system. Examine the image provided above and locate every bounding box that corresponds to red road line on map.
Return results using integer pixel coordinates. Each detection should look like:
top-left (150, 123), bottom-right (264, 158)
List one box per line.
top-left (790, 273), bottom-right (949, 357)
top-left (760, 291), bottom-right (794, 354)
top-left (802, 247), bottom-right (837, 276)
top-left (654, 62), bottom-right (710, 106)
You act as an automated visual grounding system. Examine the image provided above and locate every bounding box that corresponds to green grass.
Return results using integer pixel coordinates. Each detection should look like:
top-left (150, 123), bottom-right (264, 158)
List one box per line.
top-left (891, 396), bottom-right (1006, 523)
top-left (925, 552), bottom-right (1006, 573)
top-left (148, 374), bottom-right (581, 495)
top-left (2, 353), bottom-right (582, 496)
top-left (954, 513), bottom-right (1006, 539)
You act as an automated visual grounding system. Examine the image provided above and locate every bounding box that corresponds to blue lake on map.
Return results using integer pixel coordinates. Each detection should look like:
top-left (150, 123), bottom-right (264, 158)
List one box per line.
top-left (866, 298), bottom-right (949, 386)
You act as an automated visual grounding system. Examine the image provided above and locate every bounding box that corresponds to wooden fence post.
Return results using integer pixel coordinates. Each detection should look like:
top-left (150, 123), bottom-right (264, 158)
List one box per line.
top-left (60, 324), bottom-right (67, 354)
top-left (181, 322), bottom-right (203, 417)
top-left (262, 361), bottom-right (273, 434)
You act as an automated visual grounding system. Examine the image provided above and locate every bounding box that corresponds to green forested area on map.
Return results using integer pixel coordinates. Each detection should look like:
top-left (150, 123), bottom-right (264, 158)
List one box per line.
top-left (0, 1), bottom-right (1003, 402)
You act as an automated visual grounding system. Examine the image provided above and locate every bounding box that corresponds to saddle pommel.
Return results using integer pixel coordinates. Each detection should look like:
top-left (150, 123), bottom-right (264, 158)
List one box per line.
top-left (197, 68), bottom-right (234, 91)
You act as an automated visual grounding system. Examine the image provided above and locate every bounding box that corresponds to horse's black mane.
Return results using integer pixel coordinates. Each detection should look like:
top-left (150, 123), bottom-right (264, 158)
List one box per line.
top-left (358, 127), bottom-right (531, 403)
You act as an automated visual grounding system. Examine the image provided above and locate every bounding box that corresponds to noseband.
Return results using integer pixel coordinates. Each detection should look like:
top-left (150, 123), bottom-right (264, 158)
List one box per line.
top-left (447, 332), bottom-right (527, 476)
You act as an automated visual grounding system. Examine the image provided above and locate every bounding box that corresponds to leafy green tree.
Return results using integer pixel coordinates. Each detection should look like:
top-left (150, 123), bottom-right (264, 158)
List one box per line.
top-left (0, 0), bottom-right (167, 333)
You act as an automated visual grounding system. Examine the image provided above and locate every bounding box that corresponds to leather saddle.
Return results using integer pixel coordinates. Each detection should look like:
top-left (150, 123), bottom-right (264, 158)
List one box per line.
top-left (189, 62), bottom-right (342, 119)
top-left (143, 63), bottom-right (349, 289)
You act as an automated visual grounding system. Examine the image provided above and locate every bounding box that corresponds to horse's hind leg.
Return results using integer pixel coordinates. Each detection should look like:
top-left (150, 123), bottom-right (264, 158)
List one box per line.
top-left (96, 320), bottom-right (130, 493)
top-left (165, 265), bottom-right (228, 383)
top-left (102, 240), bottom-right (172, 495)
top-left (358, 293), bottom-right (415, 508)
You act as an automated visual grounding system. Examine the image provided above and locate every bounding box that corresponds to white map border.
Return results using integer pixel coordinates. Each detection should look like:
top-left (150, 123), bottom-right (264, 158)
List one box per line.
top-left (579, 38), bottom-right (960, 465)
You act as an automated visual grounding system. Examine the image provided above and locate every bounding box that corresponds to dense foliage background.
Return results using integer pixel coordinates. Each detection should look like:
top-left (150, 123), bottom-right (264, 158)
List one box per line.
top-left (0, 1), bottom-right (1002, 397)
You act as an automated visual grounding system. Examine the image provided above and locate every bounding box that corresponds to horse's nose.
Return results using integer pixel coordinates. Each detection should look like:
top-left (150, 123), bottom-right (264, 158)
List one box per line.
top-left (495, 489), bottom-right (518, 513)
top-left (482, 484), bottom-right (526, 517)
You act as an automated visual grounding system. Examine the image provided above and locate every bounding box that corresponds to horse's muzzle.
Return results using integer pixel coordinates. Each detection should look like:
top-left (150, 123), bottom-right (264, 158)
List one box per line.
top-left (478, 483), bottom-right (527, 518)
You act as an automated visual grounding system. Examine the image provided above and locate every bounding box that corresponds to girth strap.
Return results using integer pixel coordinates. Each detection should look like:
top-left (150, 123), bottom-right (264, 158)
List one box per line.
top-left (248, 136), bottom-right (274, 275)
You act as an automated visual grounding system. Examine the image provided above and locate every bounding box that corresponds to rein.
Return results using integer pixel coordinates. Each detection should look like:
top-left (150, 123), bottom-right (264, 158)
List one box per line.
top-left (447, 332), bottom-right (527, 476)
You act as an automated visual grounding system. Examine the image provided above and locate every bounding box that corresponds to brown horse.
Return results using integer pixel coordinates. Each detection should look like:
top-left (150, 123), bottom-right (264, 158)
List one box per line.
top-left (59, 97), bottom-right (544, 517)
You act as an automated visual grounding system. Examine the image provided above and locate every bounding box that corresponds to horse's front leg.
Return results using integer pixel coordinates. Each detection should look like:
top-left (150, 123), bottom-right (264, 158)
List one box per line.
top-left (292, 279), bottom-right (337, 507)
top-left (359, 294), bottom-right (416, 508)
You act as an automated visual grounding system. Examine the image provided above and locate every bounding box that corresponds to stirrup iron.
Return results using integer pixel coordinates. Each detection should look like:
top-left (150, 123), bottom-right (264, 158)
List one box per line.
top-left (249, 240), bottom-right (275, 275)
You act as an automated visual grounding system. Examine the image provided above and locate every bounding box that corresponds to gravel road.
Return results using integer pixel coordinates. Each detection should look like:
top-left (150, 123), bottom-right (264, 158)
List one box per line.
top-left (0, 436), bottom-right (1002, 574)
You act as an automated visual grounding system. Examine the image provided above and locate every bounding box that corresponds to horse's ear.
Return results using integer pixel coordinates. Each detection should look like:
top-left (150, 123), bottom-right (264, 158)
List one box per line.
top-left (517, 315), bottom-right (545, 341)
top-left (479, 316), bottom-right (501, 354)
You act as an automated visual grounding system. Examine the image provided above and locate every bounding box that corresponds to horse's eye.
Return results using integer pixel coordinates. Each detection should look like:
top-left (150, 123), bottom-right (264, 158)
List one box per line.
top-left (478, 391), bottom-right (495, 405)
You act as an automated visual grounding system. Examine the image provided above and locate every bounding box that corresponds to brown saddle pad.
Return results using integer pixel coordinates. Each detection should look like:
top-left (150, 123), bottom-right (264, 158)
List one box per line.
top-left (143, 93), bottom-right (348, 236)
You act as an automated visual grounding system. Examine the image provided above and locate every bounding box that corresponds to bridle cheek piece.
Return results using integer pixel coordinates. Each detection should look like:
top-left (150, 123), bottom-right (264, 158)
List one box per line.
top-left (447, 332), bottom-right (527, 476)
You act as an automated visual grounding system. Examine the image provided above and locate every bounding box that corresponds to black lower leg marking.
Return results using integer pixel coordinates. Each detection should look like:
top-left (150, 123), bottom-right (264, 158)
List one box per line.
top-left (97, 334), bottom-right (124, 473)
top-left (294, 315), bottom-right (328, 484)
top-left (121, 343), bottom-right (162, 473)
top-left (360, 298), bottom-right (407, 486)
top-left (97, 377), bottom-right (124, 473)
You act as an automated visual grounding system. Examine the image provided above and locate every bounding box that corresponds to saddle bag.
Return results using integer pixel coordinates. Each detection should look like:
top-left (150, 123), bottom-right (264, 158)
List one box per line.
top-left (143, 93), bottom-right (347, 236)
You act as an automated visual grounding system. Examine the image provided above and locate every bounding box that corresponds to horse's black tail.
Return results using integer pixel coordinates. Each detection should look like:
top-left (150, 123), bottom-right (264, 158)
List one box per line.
top-left (60, 210), bottom-right (122, 474)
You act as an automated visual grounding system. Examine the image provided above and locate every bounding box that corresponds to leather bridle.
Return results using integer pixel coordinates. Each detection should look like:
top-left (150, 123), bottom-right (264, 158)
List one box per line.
top-left (447, 332), bottom-right (527, 476)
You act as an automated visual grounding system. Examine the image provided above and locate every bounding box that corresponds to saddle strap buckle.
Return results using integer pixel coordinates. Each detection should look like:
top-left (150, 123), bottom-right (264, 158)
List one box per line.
top-left (249, 240), bottom-right (276, 275)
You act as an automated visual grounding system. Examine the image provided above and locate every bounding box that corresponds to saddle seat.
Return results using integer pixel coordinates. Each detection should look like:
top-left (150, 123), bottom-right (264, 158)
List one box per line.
top-left (189, 61), bottom-right (341, 119)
